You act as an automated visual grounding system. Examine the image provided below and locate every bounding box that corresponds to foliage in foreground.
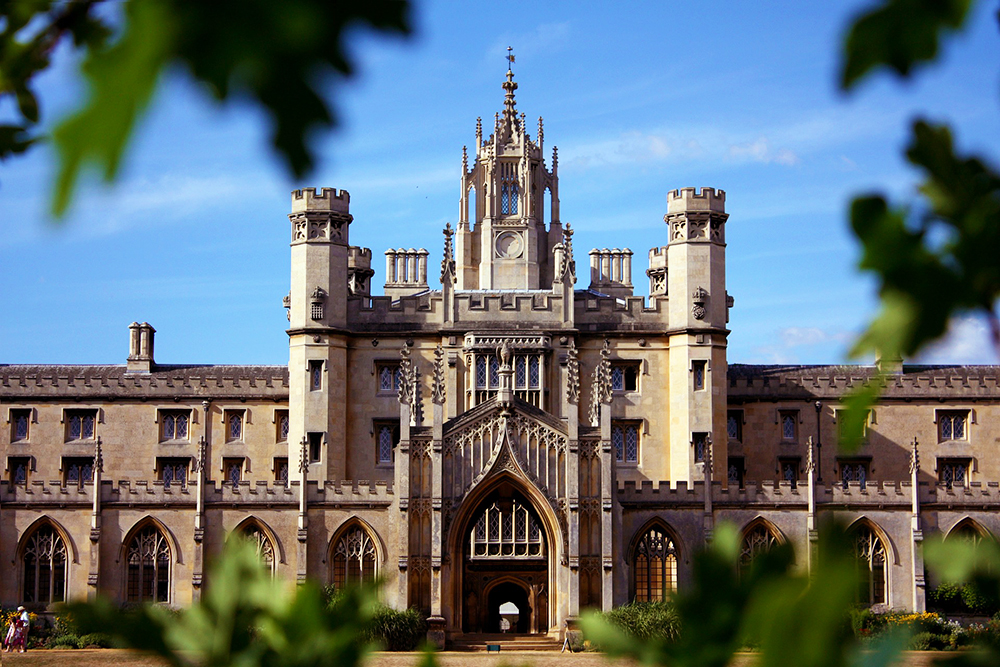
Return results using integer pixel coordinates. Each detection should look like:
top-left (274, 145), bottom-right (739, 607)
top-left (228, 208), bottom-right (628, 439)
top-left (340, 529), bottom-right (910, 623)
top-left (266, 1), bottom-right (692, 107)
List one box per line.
top-left (322, 586), bottom-right (427, 652)
top-left (0, 0), bottom-right (412, 215)
top-left (602, 601), bottom-right (681, 642)
top-left (63, 539), bottom-right (381, 667)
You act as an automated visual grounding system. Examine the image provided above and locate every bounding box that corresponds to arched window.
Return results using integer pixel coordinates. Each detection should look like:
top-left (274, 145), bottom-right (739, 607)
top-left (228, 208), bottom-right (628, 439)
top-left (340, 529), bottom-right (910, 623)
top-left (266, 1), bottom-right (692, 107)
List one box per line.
top-left (239, 525), bottom-right (276, 573)
top-left (633, 525), bottom-right (678, 602)
top-left (469, 499), bottom-right (544, 559)
top-left (739, 523), bottom-right (779, 576)
top-left (126, 525), bottom-right (170, 603)
top-left (22, 525), bottom-right (67, 605)
top-left (852, 524), bottom-right (887, 606)
top-left (331, 526), bottom-right (378, 589)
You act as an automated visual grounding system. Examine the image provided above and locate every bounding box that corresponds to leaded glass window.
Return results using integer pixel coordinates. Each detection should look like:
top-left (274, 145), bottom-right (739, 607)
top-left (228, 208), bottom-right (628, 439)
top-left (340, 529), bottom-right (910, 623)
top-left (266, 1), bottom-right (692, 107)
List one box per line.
top-left (378, 364), bottom-right (401, 393)
top-left (781, 460), bottom-right (798, 489)
top-left (727, 411), bottom-right (742, 441)
top-left (226, 459), bottom-right (243, 485)
top-left (611, 364), bottom-right (638, 391)
top-left (12, 459), bottom-right (28, 484)
top-left (939, 411), bottom-right (968, 441)
top-left (633, 526), bottom-right (678, 602)
top-left (376, 424), bottom-right (397, 464)
top-left (780, 412), bottom-right (796, 441)
top-left (22, 525), bottom-right (67, 604)
top-left (331, 527), bottom-right (378, 588)
top-left (12, 410), bottom-right (30, 441)
top-left (127, 525), bottom-right (170, 603)
top-left (841, 462), bottom-right (868, 491)
top-left (612, 423), bottom-right (639, 463)
top-left (275, 458), bottom-right (289, 486)
top-left (227, 412), bottom-right (243, 441)
top-left (470, 500), bottom-right (544, 559)
top-left (277, 412), bottom-right (290, 442)
top-left (241, 526), bottom-right (276, 573)
top-left (939, 459), bottom-right (969, 489)
top-left (853, 525), bottom-right (887, 606)
top-left (67, 410), bottom-right (96, 441)
top-left (694, 432), bottom-right (708, 463)
top-left (158, 458), bottom-right (188, 489)
top-left (64, 458), bottom-right (93, 488)
top-left (161, 410), bottom-right (189, 440)
top-left (739, 524), bottom-right (779, 576)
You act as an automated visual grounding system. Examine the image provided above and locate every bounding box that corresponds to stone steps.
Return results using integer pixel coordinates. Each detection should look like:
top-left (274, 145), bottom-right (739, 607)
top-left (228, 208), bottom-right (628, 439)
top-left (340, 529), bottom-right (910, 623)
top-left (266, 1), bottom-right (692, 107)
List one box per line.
top-left (450, 633), bottom-right (562, 652)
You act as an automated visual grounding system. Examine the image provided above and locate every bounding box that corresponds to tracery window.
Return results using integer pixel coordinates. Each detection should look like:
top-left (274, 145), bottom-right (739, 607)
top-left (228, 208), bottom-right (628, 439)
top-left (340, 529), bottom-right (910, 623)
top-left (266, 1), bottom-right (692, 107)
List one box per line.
top-left (727, 410), bottom-right (742, 442)
top-left (160, 410), bottom-right (189, 441)
top-left (276, 410), bottom-right (290, 442)
top-left (939, 458), bottom-right (969, 489)
top-left (939, 411), bottom-right (968, 441)
top-left (226, 411), bottom-right (244, 442)
top-left (739, 523), bottom-right (779, 576)
top-left (66, 409), bottom-right (96, 441)
top-left (780, 459), bottom-right (799, 490)
top-left (852, 524), bottom-right (887, 606)
top-left (841, 461), bottom-right (869, 491)
top-left (375, 422), bottom-right (399, 465)
top-left (633, 526), bottom-right (678, 602)
top-left (12, 409), bottom-right (30, 442)
top-left (780, 411), bottom-right (797, 441)
top-left (470, 500), bottom-right (544, 559)
top-left (240, 525), bottom-right (276, 573)
top-left (22, 525), bottom-right (67, 605)
top-left (612, 422), bottom-right (639, 463)
top-left (9, 457), bottom-right (30, 484)
top-left (331, 526), bottom-right (378, 588)
top-left (728, 457), bottom-right (745, 489)
top-left (500, 163), bottom-right (519, 215)
top-left (63, 457), bottom-right (93, 488)
top-left (377, 363), bottom-right (402, 393)
top-left (157, 458), bottom-right (188, 489)
top-left (126, 525), bottom-right (170, 603)
top-left (473, 352), bottom-right (542, 407)
top-left (611, 364), bottom-right (639, 392)
top-left (274, 457), bottom-right (289, 486)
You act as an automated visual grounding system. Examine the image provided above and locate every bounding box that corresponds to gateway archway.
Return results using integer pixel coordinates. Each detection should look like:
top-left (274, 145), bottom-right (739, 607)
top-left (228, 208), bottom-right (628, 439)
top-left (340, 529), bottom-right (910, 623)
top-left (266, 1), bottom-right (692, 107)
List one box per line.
top-left (458, 480), bottom-right (551, 634)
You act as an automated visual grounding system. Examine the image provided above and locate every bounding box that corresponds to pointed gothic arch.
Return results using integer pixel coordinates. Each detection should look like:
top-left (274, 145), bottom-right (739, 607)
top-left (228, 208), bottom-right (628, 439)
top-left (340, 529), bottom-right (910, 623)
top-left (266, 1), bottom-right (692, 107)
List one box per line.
top-left (328, 518), bottom-right (384, 589)
top-left (231, 516), bottom-right (285, 571)
top-left (120, 517), bottom-right (176, 604)
top-left (946, 517), bottom-right (993, 542)
top-left (628, 518), bottom-right (681, 602)
top-left (846, 518), bottom-right (891, 607)
top-left (738, 517), bottom-right (787, 575)
top-left (17, 517), bottom-right (74, 607)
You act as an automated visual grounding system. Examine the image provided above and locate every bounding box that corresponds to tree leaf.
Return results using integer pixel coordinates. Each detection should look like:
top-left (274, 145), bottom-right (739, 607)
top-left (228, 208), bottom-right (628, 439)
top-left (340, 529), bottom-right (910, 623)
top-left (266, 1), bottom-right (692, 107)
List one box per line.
top-left (841, 0), bottom-right (973, 89)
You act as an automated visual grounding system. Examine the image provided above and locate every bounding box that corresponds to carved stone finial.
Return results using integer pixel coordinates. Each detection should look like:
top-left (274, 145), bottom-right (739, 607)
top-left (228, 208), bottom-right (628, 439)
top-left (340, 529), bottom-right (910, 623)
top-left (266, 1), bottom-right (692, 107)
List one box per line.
top-left (692, 286), bottom-right (709, 320)
top-left (705, 433), bottom-right (714, 470)
top-left (93, 437), bottom-right (104, 475)
top-left (566, 340), bottom-right (580, 405)
top-left (298, 436), bottom-right (309, 474)
top-left (498, 339), bottom-right (513, 370)
top-left (441, 223), bottom-right (456, 284)
top-left (537, 116), bottom-right (544, 148)
top-left (588, 340), bottom-right (613, 426)
top-left (910, 438), bottom-right (919, 475)
top-left (552, 146), bottom-right (558, 170)
top-left (432, 345), bottom-right (446, 405)
top-left (806, 436), bottom-right (815, 474)
top-left (398, 346), bottom-right (421, 424)
top-left (476, 117), bottom-right (483, 143)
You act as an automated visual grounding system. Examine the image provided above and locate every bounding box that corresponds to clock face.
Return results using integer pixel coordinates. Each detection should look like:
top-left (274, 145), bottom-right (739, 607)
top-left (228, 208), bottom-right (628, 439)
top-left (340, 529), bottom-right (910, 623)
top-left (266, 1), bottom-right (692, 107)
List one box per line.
top-left (495, 231), bottom-right (524, 259)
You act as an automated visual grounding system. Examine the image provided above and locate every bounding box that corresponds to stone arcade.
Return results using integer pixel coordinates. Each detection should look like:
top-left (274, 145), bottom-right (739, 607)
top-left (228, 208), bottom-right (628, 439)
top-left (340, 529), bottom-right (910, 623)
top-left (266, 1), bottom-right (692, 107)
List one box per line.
top-left (3, 71), bottom-right (1000, 644)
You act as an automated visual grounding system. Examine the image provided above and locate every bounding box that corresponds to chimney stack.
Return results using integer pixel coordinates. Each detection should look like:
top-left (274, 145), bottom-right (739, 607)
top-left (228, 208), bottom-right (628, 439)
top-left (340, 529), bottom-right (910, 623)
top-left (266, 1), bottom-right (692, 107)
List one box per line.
top-left (126, 322), bottom-right (155, 372)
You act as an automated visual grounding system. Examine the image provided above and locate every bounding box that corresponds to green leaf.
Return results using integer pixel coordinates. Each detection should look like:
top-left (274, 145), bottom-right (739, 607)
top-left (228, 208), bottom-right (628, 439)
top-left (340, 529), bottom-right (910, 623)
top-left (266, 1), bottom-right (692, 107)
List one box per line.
top-left (838, 378), bottom-right (882, 454)
top-left (841, 0), bottom-right (973, 89)
top-left (51, 0), bottom-right (177, 215)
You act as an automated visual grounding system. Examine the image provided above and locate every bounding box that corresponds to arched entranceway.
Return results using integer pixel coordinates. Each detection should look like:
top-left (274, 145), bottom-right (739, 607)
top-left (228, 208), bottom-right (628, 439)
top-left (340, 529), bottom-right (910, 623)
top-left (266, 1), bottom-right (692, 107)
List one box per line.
top-left (459, 480), bottom-right (550, 634)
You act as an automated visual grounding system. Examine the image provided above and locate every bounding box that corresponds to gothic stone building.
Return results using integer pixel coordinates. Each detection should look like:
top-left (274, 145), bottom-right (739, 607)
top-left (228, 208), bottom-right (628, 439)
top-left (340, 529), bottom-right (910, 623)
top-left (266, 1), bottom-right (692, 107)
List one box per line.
top-left (3, 72), bottom-right (999, 640)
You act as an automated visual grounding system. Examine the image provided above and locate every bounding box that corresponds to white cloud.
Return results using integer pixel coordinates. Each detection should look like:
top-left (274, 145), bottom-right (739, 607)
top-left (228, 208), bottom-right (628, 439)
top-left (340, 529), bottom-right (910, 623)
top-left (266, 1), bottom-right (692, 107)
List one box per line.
top-left (728, 137), bottom-right (800, 165)
top-left (914, 315), bottom-right (1000, 365)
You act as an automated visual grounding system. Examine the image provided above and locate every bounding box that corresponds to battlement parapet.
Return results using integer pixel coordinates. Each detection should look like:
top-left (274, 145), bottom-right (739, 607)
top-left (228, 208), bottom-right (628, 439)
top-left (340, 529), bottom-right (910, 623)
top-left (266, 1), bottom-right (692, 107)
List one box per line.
top-left (349, 246), bottom-right (372, 268)
top-left (291, 187), bottom-right (350, 214)
top-left (667, 187), bottom-right (726, 214)
top-left (312, 479), bottom-right (393, 505)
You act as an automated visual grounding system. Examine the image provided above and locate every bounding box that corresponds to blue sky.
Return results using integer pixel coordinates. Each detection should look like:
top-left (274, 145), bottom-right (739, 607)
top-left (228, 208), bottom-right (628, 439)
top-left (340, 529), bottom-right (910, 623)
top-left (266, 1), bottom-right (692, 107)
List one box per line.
top-left (2, 1), bottom-right (999, 366)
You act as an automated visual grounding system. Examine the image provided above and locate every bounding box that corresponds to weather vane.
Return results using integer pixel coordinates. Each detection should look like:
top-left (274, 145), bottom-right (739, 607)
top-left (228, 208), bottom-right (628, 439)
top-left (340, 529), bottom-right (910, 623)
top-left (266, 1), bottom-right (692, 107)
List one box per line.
top-left (507, 46), bottom-right (515, 73)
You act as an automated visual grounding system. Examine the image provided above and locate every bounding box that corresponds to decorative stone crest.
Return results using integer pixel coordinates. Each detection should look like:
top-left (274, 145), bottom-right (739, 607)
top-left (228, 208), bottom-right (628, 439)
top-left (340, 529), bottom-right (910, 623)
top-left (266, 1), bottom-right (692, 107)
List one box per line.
top-left (431, 345), bottom-right (446, 405)
top-left (566, 340), bottom-right (580, 405)
top-left (692, 286), bottom-right (709, 320)
top-left (588, 339), bottom-right (612, 426)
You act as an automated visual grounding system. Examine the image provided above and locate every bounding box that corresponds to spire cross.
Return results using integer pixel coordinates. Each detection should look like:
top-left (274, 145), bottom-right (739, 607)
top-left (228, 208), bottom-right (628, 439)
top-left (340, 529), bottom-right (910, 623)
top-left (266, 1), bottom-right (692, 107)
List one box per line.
top-left (507, 46), bottom-right (515, 73)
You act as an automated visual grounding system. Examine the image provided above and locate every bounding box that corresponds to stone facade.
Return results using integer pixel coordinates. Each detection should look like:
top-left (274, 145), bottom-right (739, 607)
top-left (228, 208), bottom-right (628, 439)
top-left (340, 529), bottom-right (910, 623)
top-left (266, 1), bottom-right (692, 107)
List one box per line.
top-left (2, 71), bottom-right (999, 641)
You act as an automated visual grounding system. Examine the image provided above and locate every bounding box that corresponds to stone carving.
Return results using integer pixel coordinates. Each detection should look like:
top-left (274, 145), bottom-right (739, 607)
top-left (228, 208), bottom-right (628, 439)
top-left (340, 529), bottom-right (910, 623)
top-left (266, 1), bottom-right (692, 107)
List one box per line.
top-left (298, 436), bottom-right (309, 474)
top-left (910, 438), bottom-right (919, 475)
top-left (398, 347), bottom-right (421, 425)
top-left (566, 340), bottom-right (580, 405)
top-left (692, 286), bottom-right (709, 320)
top-left (588, 340), bottom-right (612, 426)
top-left (464, 334), bottom-right (550, 350)
top-left (441, 223), bottom-right (456, 285)
top-left (288, 211), bottom-right (350, 244)
top-left (92, 437), bottom-right (104, 475)
top-left (806, 436), bottom-right (814, 474)
top-left (431, 345), bottom-right (446, 405)
top-left (557, 225), bottom-right (576, 283)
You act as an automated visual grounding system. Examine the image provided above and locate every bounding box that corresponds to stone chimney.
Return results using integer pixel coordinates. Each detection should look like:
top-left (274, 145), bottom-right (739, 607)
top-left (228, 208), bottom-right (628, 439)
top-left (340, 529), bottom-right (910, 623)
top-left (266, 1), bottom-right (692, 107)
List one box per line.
top-left (127, 322), bottom-right (155, 372)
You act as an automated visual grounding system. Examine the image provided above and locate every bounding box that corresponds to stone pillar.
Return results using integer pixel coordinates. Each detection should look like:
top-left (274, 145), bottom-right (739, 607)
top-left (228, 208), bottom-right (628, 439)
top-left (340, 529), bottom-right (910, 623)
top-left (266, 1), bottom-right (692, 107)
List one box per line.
top-left (600, 402), bottom-right (614, 611)
top-left (297, 436), bottom-right (309, 585)
top-left (910, 438), bottom-right (926, 612)
top-left (563, 340), bottom-right (581, 619)
top-left (806, 437), bottom-right (818, 576)
top-left (88, 437), bottom-right (103, 599)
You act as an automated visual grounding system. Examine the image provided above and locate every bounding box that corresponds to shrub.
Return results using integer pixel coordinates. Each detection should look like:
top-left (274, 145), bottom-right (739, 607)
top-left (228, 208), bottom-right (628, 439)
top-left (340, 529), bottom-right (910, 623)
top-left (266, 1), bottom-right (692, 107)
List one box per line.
top-left (79, 632), bottom-right (113, 648)
top-left (48, 633), bottom-right (82, 649)
top-left (603, 601), bottom-right (680, 642)
top-left (961, 582), bottom-right (1000, 616)
top-left (364, 606), bottom-right (426, 651)
top-left (909, 631), bottom-right (949, 651)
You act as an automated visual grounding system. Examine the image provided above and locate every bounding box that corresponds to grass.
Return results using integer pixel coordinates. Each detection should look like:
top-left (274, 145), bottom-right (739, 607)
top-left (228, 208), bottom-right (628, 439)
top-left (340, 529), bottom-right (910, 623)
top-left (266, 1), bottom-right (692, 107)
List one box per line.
top-left (0, 649), bottom-right (960, 667)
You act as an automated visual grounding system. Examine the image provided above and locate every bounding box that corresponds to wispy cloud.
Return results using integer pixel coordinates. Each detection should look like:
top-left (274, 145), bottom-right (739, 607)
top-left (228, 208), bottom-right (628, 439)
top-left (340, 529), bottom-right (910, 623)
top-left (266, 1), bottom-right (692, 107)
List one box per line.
top-left (914, 315), bottom-right (999, 365)
top-left (750, 326), bottom-right (853, 363)
top-left (728, 137), bottom-right (800, 165)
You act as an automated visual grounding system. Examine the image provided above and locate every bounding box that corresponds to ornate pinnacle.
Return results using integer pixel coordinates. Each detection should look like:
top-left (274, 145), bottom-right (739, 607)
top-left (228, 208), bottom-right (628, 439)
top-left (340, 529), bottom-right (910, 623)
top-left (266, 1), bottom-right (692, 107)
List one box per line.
top-left (552, 146), bottom-right (559, 171)
top-left (398, 346), bottom-right (413, 405)
top-left (566, 340), bottom-right (580, 405)
top-left (441, 223), bottom-right (456, 284)
top-left (705, 433), bottom-right (714, 470)
top-left (806, 436), bottom-right (815, 474)
top-left (476, 117), bottom-right (482, 143)
top-left (910, 438), bottom-right (919, 475)
top-left (537, 117), bottom-right (544, 148)
top-left (193, 436), bottom-right (206, 473)
top-left (560, 224), bottom-right (576, 282)
top-left (462, 146), bottom-right (468, 173)
top-left (93, 437), bottom-right (104, 475)
top-left (432, 345), bottom-right (446, 404)
top-left (299, 436), bottom-right (309, 474)
top-left (588, 340), bottom-right (613, 425)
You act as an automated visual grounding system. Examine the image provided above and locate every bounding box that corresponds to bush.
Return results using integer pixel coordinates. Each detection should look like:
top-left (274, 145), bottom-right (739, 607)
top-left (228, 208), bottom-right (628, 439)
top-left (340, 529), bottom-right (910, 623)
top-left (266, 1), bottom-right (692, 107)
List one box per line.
top-left (909, 631), bottom-right (949, 651)
top-left (79, 632), bottom-right (113, 648)
top-left (961, 582), bottom-right (1000, 616)
top-left (364, 606), bottom-right (426, 651)
top-left (48, 633), bottom-right (82, 649)
top-left (603, 601), bottom-right (680, 642)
